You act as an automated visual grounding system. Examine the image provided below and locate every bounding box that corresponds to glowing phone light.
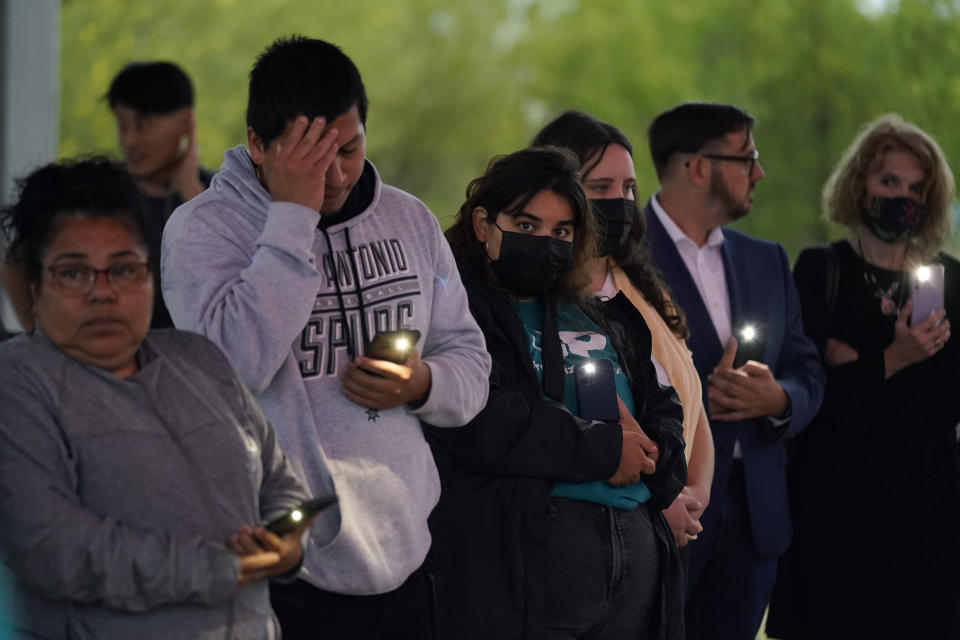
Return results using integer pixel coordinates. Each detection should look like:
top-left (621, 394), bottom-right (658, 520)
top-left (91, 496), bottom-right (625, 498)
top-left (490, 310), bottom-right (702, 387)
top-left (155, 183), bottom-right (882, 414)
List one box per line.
top-left (291, 510), bottom-right (303, 523)
top-left (395, 338), bottom-right (410, 352)
top-left (740, 325), bottom-right (757, 343)
top-left (583, 362), bottom-right (596, 375)
top-left (916, 266), bottom-right (932, 282)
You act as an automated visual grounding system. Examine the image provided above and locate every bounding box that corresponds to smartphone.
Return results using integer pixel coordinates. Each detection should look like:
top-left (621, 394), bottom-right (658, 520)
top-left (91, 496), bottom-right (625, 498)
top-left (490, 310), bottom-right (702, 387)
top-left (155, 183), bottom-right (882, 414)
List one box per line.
top-left (574, 359), bottom-right (619, 422)
top-left (733, 323), bottom-right (765, 368)
top-left (265, 496), bottom-right (339, 535)
top-left (364, 329), bottom-right (422, 364)
top-left (911, 264), bottom-right (945, 326)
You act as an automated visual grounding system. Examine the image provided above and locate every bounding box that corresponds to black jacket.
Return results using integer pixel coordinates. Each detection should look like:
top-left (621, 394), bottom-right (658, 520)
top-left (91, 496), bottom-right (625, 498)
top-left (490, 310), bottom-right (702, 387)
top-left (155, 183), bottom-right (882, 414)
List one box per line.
top-left (425, 268), bottom-right (687, 640)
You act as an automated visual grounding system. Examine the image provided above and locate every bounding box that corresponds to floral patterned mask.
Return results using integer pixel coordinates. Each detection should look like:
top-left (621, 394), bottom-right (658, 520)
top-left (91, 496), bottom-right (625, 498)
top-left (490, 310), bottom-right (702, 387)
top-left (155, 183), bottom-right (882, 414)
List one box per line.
top-left (860, 195), bottom-right (927, 243)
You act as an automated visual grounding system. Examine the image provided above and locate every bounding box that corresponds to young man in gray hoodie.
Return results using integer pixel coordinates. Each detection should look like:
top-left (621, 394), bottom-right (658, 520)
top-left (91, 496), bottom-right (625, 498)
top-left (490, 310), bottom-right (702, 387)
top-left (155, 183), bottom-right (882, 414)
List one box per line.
top-left (161, 36), bottom-right (491, 639)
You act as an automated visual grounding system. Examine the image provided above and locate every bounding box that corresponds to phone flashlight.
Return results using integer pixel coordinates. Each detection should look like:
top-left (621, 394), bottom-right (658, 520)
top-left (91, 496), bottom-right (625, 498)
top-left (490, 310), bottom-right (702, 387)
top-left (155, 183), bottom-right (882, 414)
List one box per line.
top-left (916, 265), bottom-right (932, 282)
top-left (394, 337), bottom-right (411, 352)
top-left (289, 509), bottom-right (304, 523)
top-left (733, 323), bottom-right (765, 368)
top-left (582, 362), bottom-right (596, 375)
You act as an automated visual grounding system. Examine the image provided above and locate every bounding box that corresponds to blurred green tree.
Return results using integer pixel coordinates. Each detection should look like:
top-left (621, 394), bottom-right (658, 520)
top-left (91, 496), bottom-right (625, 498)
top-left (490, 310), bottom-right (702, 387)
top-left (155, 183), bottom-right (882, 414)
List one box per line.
top-left (60, 0), bottom-right (960, 258)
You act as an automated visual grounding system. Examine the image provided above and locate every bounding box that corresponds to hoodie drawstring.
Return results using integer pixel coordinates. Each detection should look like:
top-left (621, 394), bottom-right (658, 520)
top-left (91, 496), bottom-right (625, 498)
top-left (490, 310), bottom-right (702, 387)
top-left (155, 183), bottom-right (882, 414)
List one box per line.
top-left (319, 225), bottom-right (369, 360)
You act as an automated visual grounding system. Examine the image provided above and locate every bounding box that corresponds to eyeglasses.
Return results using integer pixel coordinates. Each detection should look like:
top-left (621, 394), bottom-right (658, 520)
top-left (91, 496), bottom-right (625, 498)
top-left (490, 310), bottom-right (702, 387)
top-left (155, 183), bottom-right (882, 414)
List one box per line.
top-left (46, 262), bottom-right (151, 296)
top-left (694, 149), bottom-right (760, 176)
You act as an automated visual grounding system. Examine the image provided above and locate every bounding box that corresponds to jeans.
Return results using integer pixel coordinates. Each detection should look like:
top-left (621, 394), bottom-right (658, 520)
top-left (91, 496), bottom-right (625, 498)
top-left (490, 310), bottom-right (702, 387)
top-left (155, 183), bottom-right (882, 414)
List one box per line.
top-left (542, 497), bottom-right (662, 639)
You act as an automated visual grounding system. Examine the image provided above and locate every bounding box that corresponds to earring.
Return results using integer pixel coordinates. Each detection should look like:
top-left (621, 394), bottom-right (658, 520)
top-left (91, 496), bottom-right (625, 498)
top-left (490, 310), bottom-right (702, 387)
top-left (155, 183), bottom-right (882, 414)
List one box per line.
top-left (255, 165), bottom-right (264, 182)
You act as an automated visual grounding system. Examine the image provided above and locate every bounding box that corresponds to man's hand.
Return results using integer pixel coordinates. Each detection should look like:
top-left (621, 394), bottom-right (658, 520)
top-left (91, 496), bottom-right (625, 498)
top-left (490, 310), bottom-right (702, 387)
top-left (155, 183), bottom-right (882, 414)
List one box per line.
top-left (608, 396), bottom-right (659, 486)
top-left (884, 299), bottom-right (950, 379)
top-left (169, 111), bottom-right (204, 201)
top-left (261, 115), bottom-right (340, 212)
top-left (229, 515), bottom-right (316, 588)
top-left (708, 336), bottom-right (790, 421)
top-left (341, 350), bottom-right (432, 410)
top-left (663, 487), bottom-right (705, 548)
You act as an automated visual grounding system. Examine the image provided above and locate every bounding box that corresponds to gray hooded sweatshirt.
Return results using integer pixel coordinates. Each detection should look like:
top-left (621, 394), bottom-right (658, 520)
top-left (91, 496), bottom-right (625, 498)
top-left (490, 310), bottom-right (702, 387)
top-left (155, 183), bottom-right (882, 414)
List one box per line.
top-left (162, 147), bottom-right (490, 595)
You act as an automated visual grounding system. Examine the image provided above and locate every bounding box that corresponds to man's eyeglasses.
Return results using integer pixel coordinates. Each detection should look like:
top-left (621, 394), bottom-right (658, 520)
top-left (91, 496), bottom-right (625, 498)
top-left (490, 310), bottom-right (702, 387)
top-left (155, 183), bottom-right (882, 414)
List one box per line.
top-left (46, 262), bottom-right (151, 296)
top-left (686, 149), bottom-right (760, 175)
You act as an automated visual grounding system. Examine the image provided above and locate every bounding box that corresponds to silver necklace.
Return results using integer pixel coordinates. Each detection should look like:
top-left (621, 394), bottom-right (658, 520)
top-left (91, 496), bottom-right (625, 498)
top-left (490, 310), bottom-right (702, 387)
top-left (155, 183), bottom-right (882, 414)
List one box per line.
top-left (858, 237), bottom-right (906, 316)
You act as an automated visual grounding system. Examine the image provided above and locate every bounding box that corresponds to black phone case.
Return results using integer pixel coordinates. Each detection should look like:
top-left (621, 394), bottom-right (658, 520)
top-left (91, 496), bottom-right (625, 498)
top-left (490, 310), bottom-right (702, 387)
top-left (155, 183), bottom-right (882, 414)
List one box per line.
top-left (364, 329), bottom-right (422, 364)
top-left (265, 495), bottom-right (339, 535)
top-left (733, 334), bottom-right (766, 368)
top-left (574, 359), bottom-right (619, 422)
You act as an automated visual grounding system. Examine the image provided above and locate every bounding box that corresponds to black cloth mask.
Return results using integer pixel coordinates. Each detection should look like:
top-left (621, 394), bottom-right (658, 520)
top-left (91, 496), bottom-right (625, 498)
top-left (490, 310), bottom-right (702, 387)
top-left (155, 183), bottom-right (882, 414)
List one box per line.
top-left (860, 195), bottom-right (928, 243)
top-left (488, 224), bottom-right (574, 297)
top-left (591, 198), bottom-right (634, 255)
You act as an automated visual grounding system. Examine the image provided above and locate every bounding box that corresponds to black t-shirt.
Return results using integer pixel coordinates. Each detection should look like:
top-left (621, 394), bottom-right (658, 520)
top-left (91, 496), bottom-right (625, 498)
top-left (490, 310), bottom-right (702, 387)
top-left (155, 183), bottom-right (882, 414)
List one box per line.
top-left (144, 167), bottom-right (215, 328)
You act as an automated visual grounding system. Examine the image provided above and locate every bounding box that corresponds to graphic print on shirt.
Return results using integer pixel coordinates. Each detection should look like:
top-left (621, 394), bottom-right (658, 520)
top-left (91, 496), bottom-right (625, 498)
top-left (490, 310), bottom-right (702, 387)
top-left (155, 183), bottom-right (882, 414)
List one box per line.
top-left (527, 329), bottom-right (624, 377)
top-left (298, 236), bottom-right (421, 379)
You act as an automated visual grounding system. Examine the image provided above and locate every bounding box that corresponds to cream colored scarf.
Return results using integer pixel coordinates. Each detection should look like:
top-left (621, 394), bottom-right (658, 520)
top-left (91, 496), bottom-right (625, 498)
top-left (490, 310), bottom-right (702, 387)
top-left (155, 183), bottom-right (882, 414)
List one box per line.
top-left (611, 266), bottom-right (701, 461)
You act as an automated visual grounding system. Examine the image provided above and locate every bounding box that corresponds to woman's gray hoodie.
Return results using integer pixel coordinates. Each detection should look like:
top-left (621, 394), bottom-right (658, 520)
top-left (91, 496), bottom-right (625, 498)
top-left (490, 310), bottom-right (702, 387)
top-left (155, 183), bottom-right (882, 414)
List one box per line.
top-left (161, 147), bottom-right (490, 595)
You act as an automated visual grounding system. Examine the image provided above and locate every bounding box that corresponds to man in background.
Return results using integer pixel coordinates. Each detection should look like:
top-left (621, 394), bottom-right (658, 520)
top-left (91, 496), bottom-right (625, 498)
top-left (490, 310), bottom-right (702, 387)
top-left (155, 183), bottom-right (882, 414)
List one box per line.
top-left (107, 61), bottom-right (212, 326)
top-left (643, 101), bottom-right (824, 640)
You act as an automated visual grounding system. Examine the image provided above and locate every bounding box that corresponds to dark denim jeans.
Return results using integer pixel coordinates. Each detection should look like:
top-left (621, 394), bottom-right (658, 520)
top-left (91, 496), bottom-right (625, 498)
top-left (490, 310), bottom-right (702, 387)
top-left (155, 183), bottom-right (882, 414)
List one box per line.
top-left (542, 496), bottom-right (662, 639)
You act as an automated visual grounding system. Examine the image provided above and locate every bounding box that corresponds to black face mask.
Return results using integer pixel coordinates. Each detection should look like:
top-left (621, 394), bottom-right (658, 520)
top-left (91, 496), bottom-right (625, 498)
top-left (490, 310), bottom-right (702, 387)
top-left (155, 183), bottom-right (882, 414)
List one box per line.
top-left (488, 224), bottom-right (574, 297)
top-left (591, 198), bottom-right (634, 255)
top-left (860, 196), bottom-right (928, 243)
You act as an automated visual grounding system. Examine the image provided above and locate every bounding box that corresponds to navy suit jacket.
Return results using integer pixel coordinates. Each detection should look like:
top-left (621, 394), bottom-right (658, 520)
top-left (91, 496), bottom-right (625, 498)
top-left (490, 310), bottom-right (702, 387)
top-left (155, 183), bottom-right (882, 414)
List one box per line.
top-left (645, 201), bottom-right (824, 556)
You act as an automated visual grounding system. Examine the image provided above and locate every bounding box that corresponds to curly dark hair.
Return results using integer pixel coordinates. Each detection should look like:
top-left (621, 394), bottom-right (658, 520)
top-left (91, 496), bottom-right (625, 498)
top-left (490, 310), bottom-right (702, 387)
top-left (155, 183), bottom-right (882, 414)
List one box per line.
top-left (1, 156), bottom-right (148, 285)
top-left (445, 146), bottom-right (596, 302)
top-left (533, 110), bottom-right (686, 338)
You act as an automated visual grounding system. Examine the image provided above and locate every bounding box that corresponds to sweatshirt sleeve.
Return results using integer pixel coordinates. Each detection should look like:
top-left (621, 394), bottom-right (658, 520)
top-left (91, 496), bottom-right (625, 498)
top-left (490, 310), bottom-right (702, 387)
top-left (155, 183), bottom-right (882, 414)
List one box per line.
top-left (0, 373), bottom-right (238, 612)
top-left (162, 200), bottom-right (324, 394)
top-left (407, 215), bottom-right (491, 427)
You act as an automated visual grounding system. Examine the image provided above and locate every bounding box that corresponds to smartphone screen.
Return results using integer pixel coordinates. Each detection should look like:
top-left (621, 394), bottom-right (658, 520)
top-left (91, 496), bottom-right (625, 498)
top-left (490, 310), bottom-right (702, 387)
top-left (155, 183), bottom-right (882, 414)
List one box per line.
top-left (265, 496), bottom-right (338, 535)
top-left (574, 359), bottom-right (619, 422)
top-left (364, 329), bottom-right (422, 364)
top-left (911, 264), bottom-right (945, 326)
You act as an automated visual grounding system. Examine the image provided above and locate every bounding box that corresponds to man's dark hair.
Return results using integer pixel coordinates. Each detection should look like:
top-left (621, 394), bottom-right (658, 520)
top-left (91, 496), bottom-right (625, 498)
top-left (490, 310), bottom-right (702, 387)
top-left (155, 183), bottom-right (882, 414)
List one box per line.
top-left (106, 61), bottom-right (194, 115)
top-left (247, 35), bottom-right (369, 148)
top-left (0, 157), bottom-right (148, 285)
top-left (647, 102), bottom-right (755, 178)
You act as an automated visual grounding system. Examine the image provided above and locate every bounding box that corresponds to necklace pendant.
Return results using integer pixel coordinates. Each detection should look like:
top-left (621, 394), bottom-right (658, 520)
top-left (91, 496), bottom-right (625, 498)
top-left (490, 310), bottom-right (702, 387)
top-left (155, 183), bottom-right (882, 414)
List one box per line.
top-left (879, 295), bottom-right (897, 316)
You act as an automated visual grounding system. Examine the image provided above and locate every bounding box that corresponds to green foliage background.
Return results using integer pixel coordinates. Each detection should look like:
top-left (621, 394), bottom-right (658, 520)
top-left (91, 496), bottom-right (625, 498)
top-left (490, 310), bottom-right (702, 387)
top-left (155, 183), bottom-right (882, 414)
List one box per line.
top-left (60, 0), bottom-right (960, 260)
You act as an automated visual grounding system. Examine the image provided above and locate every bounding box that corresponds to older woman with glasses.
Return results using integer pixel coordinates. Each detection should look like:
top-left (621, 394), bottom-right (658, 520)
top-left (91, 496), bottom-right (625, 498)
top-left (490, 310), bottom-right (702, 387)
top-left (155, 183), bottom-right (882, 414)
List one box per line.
top-left (0, 157), bottom-right (339, 639)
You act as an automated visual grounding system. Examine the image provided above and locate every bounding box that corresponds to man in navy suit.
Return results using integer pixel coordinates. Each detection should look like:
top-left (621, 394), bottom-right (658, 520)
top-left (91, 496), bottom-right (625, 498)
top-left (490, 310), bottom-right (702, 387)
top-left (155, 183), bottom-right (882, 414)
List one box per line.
top-left (643, 102), bottom-right (824, 640)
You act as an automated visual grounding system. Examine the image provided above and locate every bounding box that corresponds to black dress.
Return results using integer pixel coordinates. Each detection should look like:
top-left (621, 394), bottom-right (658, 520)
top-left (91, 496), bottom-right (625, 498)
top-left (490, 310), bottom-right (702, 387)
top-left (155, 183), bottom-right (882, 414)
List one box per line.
top-left (767, 240), bottom-right (960, 639)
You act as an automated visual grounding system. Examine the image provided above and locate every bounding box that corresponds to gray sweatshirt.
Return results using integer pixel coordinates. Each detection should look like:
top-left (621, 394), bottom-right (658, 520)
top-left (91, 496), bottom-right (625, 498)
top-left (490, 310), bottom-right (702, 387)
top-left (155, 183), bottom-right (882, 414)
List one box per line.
top-left (0, 329), bottom-right (331, 639)
top-left (161, 147), bottom-right (490, 594)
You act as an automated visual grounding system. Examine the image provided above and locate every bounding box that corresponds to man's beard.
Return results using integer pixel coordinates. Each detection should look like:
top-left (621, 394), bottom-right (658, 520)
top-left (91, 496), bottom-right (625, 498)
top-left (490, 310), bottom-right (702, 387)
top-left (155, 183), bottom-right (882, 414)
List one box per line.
top-left (708, 167), bottom-right (752, 221)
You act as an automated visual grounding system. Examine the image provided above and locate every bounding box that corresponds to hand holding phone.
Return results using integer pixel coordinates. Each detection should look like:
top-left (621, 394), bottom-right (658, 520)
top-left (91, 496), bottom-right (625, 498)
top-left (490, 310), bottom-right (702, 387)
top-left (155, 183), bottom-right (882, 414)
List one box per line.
top-left (911, 264), bottom-right (945, 326)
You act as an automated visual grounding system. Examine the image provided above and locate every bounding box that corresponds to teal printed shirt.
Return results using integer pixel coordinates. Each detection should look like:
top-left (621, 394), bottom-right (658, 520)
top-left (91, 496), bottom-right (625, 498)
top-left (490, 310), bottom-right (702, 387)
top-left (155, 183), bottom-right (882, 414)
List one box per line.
top-left (517, 299), bottom-right (651, 508)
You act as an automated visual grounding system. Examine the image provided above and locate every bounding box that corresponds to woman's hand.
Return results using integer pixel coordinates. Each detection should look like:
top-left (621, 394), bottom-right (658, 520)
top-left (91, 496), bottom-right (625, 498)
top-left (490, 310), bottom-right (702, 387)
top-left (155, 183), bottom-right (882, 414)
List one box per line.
top-left (608, 396), bottom-right (659, 486)
top-left (229, 515), bottom-right (316, 588)
top-left (824, 338), bottom-right (859, 366)
top-left (663, 487), bottom-right (705, 548)
top-left (884, 299), bottom-right (950, 379)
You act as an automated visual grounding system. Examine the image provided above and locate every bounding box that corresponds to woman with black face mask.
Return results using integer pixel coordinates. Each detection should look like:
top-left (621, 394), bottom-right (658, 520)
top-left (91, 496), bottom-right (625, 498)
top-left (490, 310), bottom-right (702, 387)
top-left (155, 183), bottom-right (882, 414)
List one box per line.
top-left (425, 147), bottom-right (686, 640)
top-left (765, 115), bottom-right (960, 639)
top-left (534, 111), bottom-right (715, 553)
